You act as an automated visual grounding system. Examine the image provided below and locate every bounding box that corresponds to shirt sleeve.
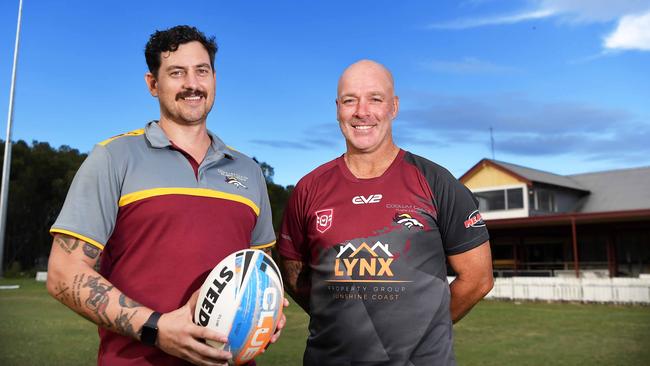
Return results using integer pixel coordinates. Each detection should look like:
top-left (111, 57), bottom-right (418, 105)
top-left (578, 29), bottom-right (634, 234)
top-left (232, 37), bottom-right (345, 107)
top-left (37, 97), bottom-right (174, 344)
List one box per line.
top-left (250, 167), bottom-right (277, 249)
top-left (277, 182), bottom-right (308, 261)
top-left (50, 145), bottom-right (120, 250)
top-left (433, 171), bottom-right (490, 255)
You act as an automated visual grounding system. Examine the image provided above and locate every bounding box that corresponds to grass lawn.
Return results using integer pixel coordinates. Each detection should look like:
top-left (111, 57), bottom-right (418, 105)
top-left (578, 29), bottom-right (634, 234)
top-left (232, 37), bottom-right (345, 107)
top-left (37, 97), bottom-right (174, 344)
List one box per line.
top-left (1, 278), bottom-right (649, 365)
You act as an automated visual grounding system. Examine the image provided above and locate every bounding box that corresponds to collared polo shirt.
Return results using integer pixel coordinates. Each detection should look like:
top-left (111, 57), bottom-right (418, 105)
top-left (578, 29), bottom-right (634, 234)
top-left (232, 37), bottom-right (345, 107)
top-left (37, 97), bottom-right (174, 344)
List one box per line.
top-left (51, 121), bottom-right (275, 366)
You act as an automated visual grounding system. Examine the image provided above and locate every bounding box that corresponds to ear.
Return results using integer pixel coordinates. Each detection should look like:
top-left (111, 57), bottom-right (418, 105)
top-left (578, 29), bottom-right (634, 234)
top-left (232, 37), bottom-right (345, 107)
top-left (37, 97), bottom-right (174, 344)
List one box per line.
top-left (144, 72), bottom-right (158, 97)
top-left (391, 95), bottom-right (400, 119)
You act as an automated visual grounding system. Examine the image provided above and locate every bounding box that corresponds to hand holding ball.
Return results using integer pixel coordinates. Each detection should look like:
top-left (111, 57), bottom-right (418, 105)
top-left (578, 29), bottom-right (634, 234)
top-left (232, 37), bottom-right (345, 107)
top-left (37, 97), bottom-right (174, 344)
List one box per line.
top-left (194, 249), bottom-right (284, 365)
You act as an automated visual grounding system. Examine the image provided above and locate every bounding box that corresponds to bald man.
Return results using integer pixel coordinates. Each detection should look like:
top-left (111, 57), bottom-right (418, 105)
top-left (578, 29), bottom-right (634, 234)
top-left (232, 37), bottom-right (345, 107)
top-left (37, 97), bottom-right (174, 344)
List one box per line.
top-left (277, 60), bottom-right (494, 366)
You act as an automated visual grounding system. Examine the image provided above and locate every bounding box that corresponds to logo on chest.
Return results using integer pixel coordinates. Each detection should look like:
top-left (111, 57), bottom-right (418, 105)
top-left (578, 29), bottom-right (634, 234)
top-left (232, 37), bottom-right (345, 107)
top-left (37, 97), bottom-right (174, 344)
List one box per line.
top-left (334, 241), bottom-right (394, 278)
top-left (393, 213), bottom-right (424, 229)
top-left (225, 176), bottom-right (248, 189)
top-left (315, 209), bottom-right (334, 233)
top-left (352, 194), bottom-right (383, 205)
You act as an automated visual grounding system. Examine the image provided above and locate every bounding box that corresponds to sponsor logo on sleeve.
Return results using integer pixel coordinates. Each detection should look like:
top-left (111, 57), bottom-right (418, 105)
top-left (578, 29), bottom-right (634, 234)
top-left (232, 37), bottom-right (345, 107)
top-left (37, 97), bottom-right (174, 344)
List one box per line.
top-left (315, 209), bottom-right (333, 233)
top-left (464, 210), bottom-right (485, 228)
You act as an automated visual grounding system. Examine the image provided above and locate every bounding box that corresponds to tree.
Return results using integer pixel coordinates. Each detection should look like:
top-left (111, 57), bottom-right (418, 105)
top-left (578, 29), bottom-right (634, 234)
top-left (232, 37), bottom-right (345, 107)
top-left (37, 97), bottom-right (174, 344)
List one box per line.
top-left (0, 140), bottom-right (86, 273)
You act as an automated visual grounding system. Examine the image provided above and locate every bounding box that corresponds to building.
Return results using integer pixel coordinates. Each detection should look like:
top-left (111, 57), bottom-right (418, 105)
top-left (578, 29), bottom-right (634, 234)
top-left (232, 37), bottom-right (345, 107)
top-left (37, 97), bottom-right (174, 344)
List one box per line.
top-left (460, 159), bottom-right (650, 278)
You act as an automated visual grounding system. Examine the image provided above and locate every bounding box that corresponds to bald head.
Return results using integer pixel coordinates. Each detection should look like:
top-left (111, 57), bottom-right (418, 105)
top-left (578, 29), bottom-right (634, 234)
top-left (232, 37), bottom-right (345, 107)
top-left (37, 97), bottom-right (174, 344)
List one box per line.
top-left (337, 60), bottom-right (395, 98)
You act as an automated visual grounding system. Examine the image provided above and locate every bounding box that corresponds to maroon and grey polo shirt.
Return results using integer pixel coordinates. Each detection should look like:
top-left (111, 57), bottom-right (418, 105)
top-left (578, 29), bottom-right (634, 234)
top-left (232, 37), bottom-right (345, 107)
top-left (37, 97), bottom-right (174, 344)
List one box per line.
top-left (278, 149), bottom-right (489, 366)
top-left (51, 121), bottom-right (275, 366)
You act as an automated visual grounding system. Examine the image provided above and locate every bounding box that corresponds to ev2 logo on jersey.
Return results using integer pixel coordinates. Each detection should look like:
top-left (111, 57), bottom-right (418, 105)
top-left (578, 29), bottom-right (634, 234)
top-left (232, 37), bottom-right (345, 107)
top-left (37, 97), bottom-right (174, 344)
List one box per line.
top-left (352, 194), bottom-right (383, 205)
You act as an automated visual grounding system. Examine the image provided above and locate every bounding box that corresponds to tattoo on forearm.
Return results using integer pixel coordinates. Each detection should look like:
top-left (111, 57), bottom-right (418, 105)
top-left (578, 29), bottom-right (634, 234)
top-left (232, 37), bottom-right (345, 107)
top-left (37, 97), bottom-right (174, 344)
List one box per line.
top-left (119, 294), bottom-right (142, 308)
top-left (56, 236), bottom-right (80, 254)
top-left (72, 273), bottom-right (86, 308)
top-left (83, 275), bottom-right (114, 328)
top-left (54, 281), bottom-right (70, 303)
top-left (83, 243), bottom-right (100, 259)
top-left (115, 309), bottom-right (138, 338)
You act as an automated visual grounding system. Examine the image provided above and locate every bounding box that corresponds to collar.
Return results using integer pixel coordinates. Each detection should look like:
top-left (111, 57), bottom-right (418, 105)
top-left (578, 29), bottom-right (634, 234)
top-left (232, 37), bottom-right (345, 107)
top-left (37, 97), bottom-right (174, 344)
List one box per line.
top-left (144, 121), bottom-right (234, 160)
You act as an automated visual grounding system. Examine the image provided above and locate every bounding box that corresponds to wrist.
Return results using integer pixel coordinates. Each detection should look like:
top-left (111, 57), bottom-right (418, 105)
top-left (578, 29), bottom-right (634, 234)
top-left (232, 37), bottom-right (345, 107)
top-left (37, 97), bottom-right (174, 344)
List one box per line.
top-left (139, 311), bottom-right (162, 346)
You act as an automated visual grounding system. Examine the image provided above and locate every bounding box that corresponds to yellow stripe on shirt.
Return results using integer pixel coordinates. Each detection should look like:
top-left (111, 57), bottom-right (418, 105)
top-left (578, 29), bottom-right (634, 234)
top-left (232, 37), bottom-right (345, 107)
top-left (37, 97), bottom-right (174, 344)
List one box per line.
top-left (118, 187), bottom-right (260, 215)
top-left (99, 129), bottom-right (145, 146)
top-left (49, 228), bottom-right (105, 250)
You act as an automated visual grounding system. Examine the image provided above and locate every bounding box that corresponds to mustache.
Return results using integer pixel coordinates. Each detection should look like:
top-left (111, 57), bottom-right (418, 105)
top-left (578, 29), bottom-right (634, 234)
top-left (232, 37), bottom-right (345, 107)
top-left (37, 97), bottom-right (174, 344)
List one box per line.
top-left (175, 89), bottom-right (207, 100)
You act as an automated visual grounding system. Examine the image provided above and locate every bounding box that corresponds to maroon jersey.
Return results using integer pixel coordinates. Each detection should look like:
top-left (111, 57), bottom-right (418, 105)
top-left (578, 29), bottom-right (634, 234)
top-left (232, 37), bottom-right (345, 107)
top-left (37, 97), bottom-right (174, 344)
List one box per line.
top-left (278, 150), bottom-right (489, 366)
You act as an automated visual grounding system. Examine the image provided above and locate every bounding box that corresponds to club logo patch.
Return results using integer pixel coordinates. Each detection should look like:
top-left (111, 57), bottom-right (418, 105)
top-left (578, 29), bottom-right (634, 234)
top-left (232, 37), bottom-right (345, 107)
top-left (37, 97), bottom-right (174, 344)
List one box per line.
top-left (225, 176), bottom-right (248, 189)
top-left (393, 213), bottom-right (424, 229)
top-left (315, 209), bottom-right (333, 233)
top-left (464, 210), bottom-right (485, 228)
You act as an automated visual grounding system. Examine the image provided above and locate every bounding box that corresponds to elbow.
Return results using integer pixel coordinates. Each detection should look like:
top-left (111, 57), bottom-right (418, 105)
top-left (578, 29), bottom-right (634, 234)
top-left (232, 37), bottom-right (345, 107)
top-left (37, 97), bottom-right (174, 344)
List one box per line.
top-left (45, 256), bottom-right (65, 300)
top-left (479, 273), bottom-right (494, 298)
top-left (45, 271), bottom-right (58, 299)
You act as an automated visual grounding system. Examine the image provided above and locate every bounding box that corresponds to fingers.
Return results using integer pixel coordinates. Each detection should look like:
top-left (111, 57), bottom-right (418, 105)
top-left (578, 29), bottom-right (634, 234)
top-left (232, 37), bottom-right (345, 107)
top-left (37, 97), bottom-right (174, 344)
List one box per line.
top-left (193, 326), bottom-right (229, 345)
top-left (187, 289), bottom-right (200, 311)
top-left (270, 312), bottom-right (287, 344)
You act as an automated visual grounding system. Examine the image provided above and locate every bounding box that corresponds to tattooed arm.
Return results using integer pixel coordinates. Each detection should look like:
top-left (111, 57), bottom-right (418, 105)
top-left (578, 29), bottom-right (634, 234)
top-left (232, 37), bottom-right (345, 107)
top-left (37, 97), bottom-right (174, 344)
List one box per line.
top-left (279, 257), bottom-right (311, 313)
top-left (46, 233), bottom-right (233, 365)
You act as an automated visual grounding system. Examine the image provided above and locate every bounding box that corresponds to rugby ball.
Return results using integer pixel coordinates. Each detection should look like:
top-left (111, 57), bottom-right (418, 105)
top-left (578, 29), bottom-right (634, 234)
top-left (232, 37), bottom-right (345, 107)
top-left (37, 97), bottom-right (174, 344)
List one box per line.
top-left (194, 249), bottom-right (284, 365)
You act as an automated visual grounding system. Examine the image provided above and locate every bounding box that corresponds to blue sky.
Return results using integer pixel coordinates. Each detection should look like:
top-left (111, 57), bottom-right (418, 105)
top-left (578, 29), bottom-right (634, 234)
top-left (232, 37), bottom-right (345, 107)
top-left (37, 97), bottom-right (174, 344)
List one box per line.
top-left (1, 0), bottom-right (649, 186)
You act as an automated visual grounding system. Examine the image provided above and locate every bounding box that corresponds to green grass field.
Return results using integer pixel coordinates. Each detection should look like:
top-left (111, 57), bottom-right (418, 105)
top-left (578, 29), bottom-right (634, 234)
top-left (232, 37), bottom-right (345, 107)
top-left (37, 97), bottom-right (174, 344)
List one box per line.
top-left (1, 278), bottom-right (649, 365)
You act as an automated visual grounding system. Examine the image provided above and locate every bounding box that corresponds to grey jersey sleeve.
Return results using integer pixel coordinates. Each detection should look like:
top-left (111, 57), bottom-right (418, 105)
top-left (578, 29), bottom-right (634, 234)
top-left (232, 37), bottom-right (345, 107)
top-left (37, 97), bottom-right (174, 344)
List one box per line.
top-left (250, 167), bottom-right (276, 248)
top-left (405, 152), bottom-right (489, 255)
top-left (50, 145), bottom-right (120, 249)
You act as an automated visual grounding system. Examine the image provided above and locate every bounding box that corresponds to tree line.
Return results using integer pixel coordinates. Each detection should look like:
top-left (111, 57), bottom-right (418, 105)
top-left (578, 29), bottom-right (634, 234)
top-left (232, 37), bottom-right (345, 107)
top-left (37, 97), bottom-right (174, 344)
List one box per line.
top-left (0, 140), bottom-right (293, 276)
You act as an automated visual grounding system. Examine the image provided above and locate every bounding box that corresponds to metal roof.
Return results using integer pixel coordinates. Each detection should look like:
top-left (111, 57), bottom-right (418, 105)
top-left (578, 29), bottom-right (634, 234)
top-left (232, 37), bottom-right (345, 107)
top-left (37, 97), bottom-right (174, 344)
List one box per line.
top-left (569, 166), bottom-right (650, 212)
top-left (488, 160), bottom-right (588, 191)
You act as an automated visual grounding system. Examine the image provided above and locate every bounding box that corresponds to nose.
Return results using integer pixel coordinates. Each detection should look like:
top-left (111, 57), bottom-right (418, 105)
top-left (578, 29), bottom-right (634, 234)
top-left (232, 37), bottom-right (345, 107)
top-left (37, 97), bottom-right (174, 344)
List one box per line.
top-left (354, 100), bottom-right (370, 118)
top-left (183, 70), bottom-right (200, 90)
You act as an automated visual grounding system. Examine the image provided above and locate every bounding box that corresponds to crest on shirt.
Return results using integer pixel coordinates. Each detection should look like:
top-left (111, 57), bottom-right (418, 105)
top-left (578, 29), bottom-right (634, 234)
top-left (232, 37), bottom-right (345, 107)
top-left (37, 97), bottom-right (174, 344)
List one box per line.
top-left (225, 176), bottom-right (248, 189)
top-left (393, 213), bottom-right (424, 229)
top-left (315, 209), bottom-right (333, 233)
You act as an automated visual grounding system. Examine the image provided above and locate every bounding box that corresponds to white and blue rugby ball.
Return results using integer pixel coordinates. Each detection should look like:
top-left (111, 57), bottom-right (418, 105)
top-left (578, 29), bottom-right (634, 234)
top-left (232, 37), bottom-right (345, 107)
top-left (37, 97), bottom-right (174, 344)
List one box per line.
top-left (194, 249), bottom-right (284, 365)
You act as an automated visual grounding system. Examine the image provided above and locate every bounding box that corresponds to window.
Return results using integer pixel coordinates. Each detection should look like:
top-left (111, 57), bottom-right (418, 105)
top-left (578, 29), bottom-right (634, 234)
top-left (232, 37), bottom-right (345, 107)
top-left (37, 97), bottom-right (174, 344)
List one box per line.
top-left (475, 188), bottom-right (524, 212)
top-left (536, 189), bottom-right (556, 212)
top-left (507, 188), bottom-right (524, 209)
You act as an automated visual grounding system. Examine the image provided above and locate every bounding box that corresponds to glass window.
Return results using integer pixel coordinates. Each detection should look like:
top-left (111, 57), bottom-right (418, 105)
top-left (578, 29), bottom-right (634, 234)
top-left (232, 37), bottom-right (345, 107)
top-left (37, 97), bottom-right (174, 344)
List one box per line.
top-left (506, 188), bottom-right (524, 209)
top-left (536, 190), bottom-right (556, 212)
top-left (475, 190), bottom-right (505, 211)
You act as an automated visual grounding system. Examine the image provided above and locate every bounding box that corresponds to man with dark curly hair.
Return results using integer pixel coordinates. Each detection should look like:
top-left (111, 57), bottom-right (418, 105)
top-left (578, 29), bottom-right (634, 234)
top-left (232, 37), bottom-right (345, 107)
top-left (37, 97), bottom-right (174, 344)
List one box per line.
top-left (46, 25), bottom-right (284, 365)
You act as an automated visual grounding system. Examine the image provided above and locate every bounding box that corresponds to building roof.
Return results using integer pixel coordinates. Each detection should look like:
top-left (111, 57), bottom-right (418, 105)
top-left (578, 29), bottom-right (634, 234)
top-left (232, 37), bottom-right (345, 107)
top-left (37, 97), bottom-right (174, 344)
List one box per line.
top-left (462, 159), bottom-right (650, 214)
top-left (488, 160), bottom-right (588, 192)
top-left (569, 166), bottom-right (650, 212)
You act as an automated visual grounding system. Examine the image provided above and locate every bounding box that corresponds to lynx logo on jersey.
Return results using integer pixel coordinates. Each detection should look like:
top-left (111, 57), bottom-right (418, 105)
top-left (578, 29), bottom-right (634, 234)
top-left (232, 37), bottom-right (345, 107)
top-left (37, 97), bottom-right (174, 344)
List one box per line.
top-left (315, 209), bottom-right (333, 233)
top-left (333, 242), bottom-right (394, 278)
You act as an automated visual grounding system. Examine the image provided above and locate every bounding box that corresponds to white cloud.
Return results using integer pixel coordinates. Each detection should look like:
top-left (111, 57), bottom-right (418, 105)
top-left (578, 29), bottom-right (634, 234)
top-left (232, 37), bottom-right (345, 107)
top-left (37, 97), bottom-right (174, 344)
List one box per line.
top-left (604, 11), bottom-right (650, 51)
top-left (428, 0), bottom-right (650, 52)
top-left (428, 9), bottom-right (554, 30)
top-left (539, 0), bottom-right (650, 23)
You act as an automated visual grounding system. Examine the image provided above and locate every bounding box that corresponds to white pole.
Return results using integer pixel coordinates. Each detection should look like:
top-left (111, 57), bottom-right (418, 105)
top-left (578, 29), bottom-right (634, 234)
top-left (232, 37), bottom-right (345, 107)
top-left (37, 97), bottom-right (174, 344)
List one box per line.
top-left (0, 0), bottom-right (25, 277)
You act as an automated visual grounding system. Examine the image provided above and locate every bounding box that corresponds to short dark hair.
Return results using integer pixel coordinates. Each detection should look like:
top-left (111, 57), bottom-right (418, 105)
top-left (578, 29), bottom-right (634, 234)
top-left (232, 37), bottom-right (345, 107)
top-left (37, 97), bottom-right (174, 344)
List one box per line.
top-left (145, 25), bottom-right (218, 77)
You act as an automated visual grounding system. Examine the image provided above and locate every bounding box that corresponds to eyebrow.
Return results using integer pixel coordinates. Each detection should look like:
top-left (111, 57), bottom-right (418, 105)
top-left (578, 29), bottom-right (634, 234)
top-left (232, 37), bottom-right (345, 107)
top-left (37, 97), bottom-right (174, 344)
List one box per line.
top-left (165, 63), bottom-right (212, 71)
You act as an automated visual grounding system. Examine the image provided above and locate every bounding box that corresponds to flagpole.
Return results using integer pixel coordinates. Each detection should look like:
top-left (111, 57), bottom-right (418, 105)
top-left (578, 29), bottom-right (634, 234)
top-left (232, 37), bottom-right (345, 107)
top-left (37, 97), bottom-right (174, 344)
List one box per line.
top-left (0, 0), bottom-right (25, 277)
